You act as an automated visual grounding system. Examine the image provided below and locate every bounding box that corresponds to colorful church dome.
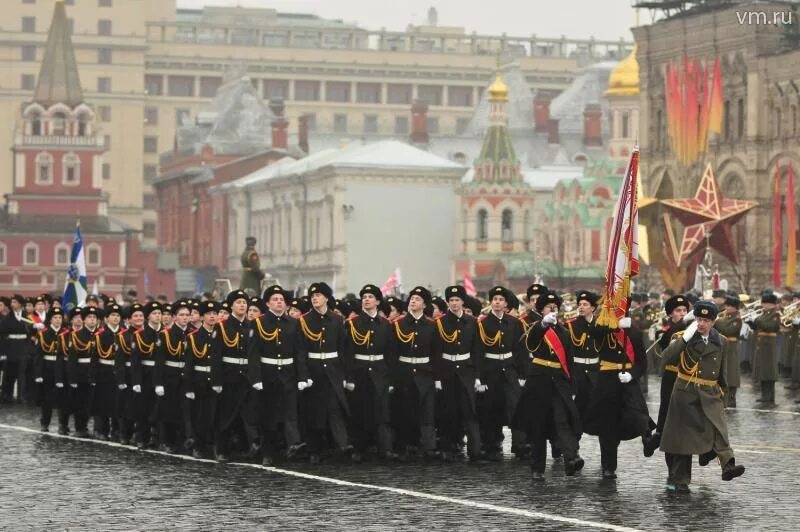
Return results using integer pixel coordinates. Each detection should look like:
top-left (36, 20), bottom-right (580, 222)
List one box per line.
top-left (606, 44), bottom-right (639, 97)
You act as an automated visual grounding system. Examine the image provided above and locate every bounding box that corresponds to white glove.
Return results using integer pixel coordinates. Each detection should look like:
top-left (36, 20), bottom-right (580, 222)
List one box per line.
top-left (618, 317), bottom-right (632, 329)
top-left (618, 371), bottom-right (633, 384)
top-left (739, 322), bottom-right (752, 339)
top-left (70, 383), bottom-right (78, 388)
top-left (35, 377), bottom-right (43, 383)
top-left (90, 382), bottom-right (96, 387)
top-left (344, 382), bottom-right (355, 392)
top-left (185, 392), bottom-right (195, 400)
top-left (55, 382), bottom-right (63, 388)
top-left (212, 385), bottom-right (222, 394)
top-left (154, 385), bottom-right (165, 397)
top-left (479, 384), bottom-right (488, 393)
top-left (793, 317), bottom-right (800, 326)
top-left (683, 320), bottom-right (698, 342)
top-left (117, 383), bottom-right (127, 390)
top-left (435, 380), bottom-right (442, 391)
top-left (541, 313), bottom-right (558, 327)
top-left (648, 327), bottom-right (656, 343)
top-left (518, 379), bottom-right (526, 387)
top-left (252, 382), bottom-right (264, 391)
top-left (683, 310), bottom-right (695, 323)
top-left (33, 322), bottom-right (45, 330)
top-left (298, 381), bottom-right (308, 391)
top-left (132, 384), bottom-right (141, 393)
top-left (474, 378), bottom-right (483, 392)
top-left (306, 379), bottom-right (313, 388)
top-left (388, 385), bottom-right (394, 393)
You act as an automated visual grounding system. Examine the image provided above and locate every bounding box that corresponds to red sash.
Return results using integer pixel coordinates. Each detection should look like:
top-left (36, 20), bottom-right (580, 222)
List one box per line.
top-left (614, 330), bottom-right (636, 364)
top-left (543, 328), bottom-right (571, 378)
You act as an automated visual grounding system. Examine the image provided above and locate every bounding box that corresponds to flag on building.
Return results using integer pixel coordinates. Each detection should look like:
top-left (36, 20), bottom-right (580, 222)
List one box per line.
top-left (463, 273), bottom-right (477, 296)
top-left (381, 268), bottom-right (402, 295)
top-left (62, 221), bottom-right (88, 311)
top-left (787, 162), bottom-right (796, 288)
top-left (597, 146), bottom-right (639, 328)
top-left (774, 161), bottom-right (783, 288)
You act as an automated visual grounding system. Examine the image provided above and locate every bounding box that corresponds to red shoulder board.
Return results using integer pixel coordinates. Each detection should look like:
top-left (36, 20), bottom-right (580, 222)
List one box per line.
top-left (96, 328), bottom-right (106, 335)
top-left (120, 327), bottom-right (127, 333)
top-left (477, 315), bottom-right (487, 322)
top-left (379, 316), bottom-right (391, 323)
top-left (566, 317), bottom-right (578, 324)
top-left (425, 316), bottom-right (435, 322)
top-left (434, 315), bottom-right (445, 322)
top-left (391, 316), bottom-right (404, 324)
top-left (58, 329), bottom-right (70, 336)
top-left (188, 328), bottom-right (200, 336)
top-left (135, 327), bottom-right (144, 333)
top-left (520, 312), bottom-right (529, 320)
top-left (301, 311), bottom-right (312, 318)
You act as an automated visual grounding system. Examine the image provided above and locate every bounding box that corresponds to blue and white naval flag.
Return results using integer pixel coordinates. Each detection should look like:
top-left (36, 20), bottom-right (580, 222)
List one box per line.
top-left (62, 221), bottom-right (88, 311)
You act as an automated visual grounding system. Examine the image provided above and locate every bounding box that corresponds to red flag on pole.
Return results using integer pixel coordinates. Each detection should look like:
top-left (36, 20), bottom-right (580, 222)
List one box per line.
top-left (463, 274), bottom-right (477, 296)
top-left (787, 163), bottom-right (796, 288)
top-left (774, 161), bottom-right (783, 288)
top-left (380, 268), bottom-right (402, 296)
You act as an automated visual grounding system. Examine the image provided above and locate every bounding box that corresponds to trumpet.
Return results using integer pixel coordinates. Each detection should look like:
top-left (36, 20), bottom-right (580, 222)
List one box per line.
top-left (561, 309), bottom-right (579, 320)
top-left (741, 307), bottom-right (763, 321)
top-left (780, 301), bottom-right (800, 327)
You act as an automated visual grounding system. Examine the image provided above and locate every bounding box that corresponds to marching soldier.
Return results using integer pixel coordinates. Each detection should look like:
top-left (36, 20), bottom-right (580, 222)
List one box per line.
top-left (131, 301), bottom-right (163, 449)
top-left (67, 306), bottom-right (102, 438)
top-left (183, 301), bottom-right (219, 459)
top-left (247, 297), bottom-right (264, 322)
top-left (32, 307), bottom-right (66, 432)
top-left (0, 294), bottom-right (33, 403)
top-left (153, 300), bottom-right (191, 453)
top-left (91, 303), bottom-right (123, 440)
top-left (343, 284), bottom-right (396, 462)
top-left (248, 285), bottom-right (307, 466)
top-left (297, 282), bottom-right (350, 464)
top-left (390, 286), bottom-right (439, 460)
top-left (115, 303), bottom-right (143, 445)
top-left (778, 294), bottom-right (795, 379)
top-left (516, 291), bottom-right (582, 480)
top-left (434, 285), bottom-right (483, 463)
top-left (240, 236), bottom-right (265, 294)
top-left (476, 286), bottom-right (526, 460)
top-left (745, 293), bottom-right (780, 405)
top-left (659, 301), bottom-right (746, 493)
top-left (520, 283), bottom-right (547, 328)
top-left (54, 307), bottom-right (82, 434)
top-left (714, 296), bottom-right (746, 407)
top-left (564, 291), bottom-right (601, 429)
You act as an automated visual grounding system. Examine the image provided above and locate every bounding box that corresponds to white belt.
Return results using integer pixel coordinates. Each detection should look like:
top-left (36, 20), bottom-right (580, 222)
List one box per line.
top-left (574, 357), bottom-right (599, 365)
top-left (261, 357), bottom-right (293, 366)
top-left (399, 356), bottom-right (429, 364)
top-left (355, 354), bottom-right (384, 362)
top-left (44, 355), bottom-right (57, 362)
top-left (99, 359), bottom-right (115, 366)
top-left (194, 365), bottom-right (211, 373)
top-left (141, 360), bottom-right (155, 367)
top-left (8, 334), bottom-right (27, 340)
top-left (308, 352), bottom-right (338, 360)
top-left (165, 360), bottom-right (185, 369)
top-left (442, 353), bottom-right (470, 362)
top-left (125, 361), bottom-right (131, 367)
top-left (485, 352), bottom-right (512, 360)
top-left (77, 358), bottom-right (91, 364)
top-left (222, 356), bottom-right (247, 365)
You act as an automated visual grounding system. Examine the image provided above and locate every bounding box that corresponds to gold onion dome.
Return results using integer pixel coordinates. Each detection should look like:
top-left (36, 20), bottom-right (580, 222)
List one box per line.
top-left (606, 44), bottom-right (639, 97)
top-left (487, 73), bottom-right (509, 102)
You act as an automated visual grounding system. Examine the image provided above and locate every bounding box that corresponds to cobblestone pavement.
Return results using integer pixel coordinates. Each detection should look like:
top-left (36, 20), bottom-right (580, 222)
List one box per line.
top-left (1, 376), bottom-right (798, 531)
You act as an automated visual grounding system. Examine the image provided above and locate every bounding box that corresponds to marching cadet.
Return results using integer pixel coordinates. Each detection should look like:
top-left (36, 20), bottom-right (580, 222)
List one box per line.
top-left (247, 297), bottom-right (264, 322)
top-left (240, 236), bottom-right (265, 294)
top-left (288, 296), bottom-right (310, 319)
top-left (745, 293), bottom-right (780, 406)
top-left (434, 285), bottom-right (483, 463)
top-left (54, 307), bottom-right (82, 434)
top-left (153, 301), bottom-right (191, 453)
top-left (430, 296), bottom-right (448, 320)
top-left (115, 303), bottom-right (143, 446)
top-left (342, 284), bottom-right (396, 462)
top-left (218, 301), bottom-right (230, 321)
top-left (520, 283), bottom-right (547, 328)
top-left (91, 303), bottom-right (123, 440)
top-left (648, 294), bottom-right (690, 454)
top-left (390, 286), bottom-right (440, 460)
top-left (516, 291), bottom-right (582, 480)
top-left (297, 282), bottom-right (350, 464)
top-left (778, 294), bottom-right (795, 379)
top-left (714, 296), bottom-right (746, 407)
top-left (131, 301), bottom-right (163, 449)
top-left (32, 307), bottom-right (66, 432)
top-left (383, 296), bottom-right (406, 321)
top-left (183, 301), bottom-right (219, 459)
top-left (161, 303), bottom-right (174, 329)
top-left (475, 286), bottom-right (526, 460)
top-left (659, 301), bottom-right (746, 493)
top-left (248, 285), bottom-right (308, 466)
top-left (0, 294), bottom-right (33, 403)
top-left (212, 290), bottom-right (256, 462)
top-left (67, 306), bottom-right (102, 438)
top-left (189, 300), bottom-right (202, 331)
top-left (564, 291), bottom-right (601, 430)
top-left (583, 313), bottom-right (657, 479)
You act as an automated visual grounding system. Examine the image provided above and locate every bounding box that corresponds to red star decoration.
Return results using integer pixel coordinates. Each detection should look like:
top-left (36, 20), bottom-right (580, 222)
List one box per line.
top-left (661, 163), bottom-right (756, 264)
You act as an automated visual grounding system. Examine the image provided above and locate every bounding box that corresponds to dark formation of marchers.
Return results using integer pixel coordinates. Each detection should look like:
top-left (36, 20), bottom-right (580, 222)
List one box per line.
top-left (7, 282), bottom-right (781, 494)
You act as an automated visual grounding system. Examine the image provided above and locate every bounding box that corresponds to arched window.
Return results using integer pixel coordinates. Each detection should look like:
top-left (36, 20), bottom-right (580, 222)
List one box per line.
top-left (54, 242), bottom-right (70, 266)
top-left (737, 98), bottom-right (745, 139)
top-left (501, 209), bottom-right (513, 242)
top-left (31, 112), bottom-right (42, 136)
top-left (77, 114), bottom-right (89, 136)
top-left (793, 105), bottom-right (798, 137)
top-left (621, 111), bottom-right (629, 139)
top-left (23, 242), bottom-right (39, 266)
top-left (723, 100), bottom-right (731, 140)
top-left (776, 108), bottom-right (782, 138)
top-left (86, 243), bottom-right (101, 266)
top-left (0, 242), bottom-right (6, 266)
top-left (51, 112), bottom-right (66, 136)
top-left (655, 109), bottom-right (663, 149)
top-left (477, 209), bottom-right (488, 241)
top-left (62, 153), bottom-right (80, 185)
top-left (35, 152), bottom-right (53, 185)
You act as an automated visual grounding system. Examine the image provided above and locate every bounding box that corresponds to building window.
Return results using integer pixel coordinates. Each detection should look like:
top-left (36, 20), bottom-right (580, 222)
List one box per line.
top-left (98, 0), bottom-right (112, 6)
top-left (102, 163), bottom-right (111, 180)
top-left (144, 106), bottom-right (158, 125)
top-left (98, 48), bottom-right (112, 64)
top-left (21, 74), bottom-right (36, 90)
top-left (23, 0), bottom-right (36, 4)
top-left (0, 243), bottom-right (6, 266)
top-left (263, 79), bottom-right (288, 100)
top-left (144, 136), bottom-right (158, 153)
top-left (36, 152), bottom-right (53, 185)
top-left (168, 76), bottom-right (195, 97)
top-left (394, 116), bottom-right (408, 134)
top-left (66, 18), bottom-right (74, 34)
top-left (477, 209), bottom-right (488, 241)
top-left (418, 85), bottom-right (442, 106)
top-left (51, 112), bottom-right (66, 135)
top-left (97, 77), bottom-right (112, 93)
top-left (175, 108), bottom-right (190, 126)
top-left (723, 100), bottom-right (731, 140)
top-left (621, 111), bottom-right (629, 139)
top-left (304, 113), bottom-right (317, 132)
top-left (326, 82), bottom-right (351, 103)
top-left (143, 222), bottom-right (156, 239)
top-left (145, 75), bottom-right (163, 96)
top-left (737, 98), bottom-right (745, 139)
top-left (199, 76), bottom-right (221, 98)
top-left (456, 117), bottom-right (471, 135)
top-left (30, 112), bottom-right (42, 135)
top-left (98, 19), bottom-right (112, 36)
top-left (54, 243), bottom-right (70, 266)
top-left (333, 114), bottom-right (348, 133)
top-left (426, 117), bottom-right (439, 134)
top-left (86, 244), bottom-right (101, 266)
top-left (387, 84), bottom-right (412, 104)
top-left (501, 209), bottom-right (513, 242)
top-left (294, 80), bottom-right (320, 101)
top-left (97, 105), bottom-right (111, 122)
top-left (62, 153), bottom-right (80, 185)
top-left (103, 135), bottom-right (111, 150)
top-left (776, 108), bottom-right (782, 138)
top-left (793, 105), bottom-right (798, 137)
top-left (356, 83), bottom-right (381, 104)
top-left (21, 45), bottom-right (36, 62)
top-left (22, 17), bottom-right (35, 33)
top-left (143, 165), bottom-right (157, 181)
top-left (363, 114), bottom-right (378, 134)
top-left (23, 242), bottom-right (39, 266)
top-left (447, 86), bottom-right (472, 107)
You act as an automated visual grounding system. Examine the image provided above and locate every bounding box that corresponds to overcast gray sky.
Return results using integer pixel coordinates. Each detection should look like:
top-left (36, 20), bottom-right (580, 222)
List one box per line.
top-left (176, 0), bottom-right (639, 41)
